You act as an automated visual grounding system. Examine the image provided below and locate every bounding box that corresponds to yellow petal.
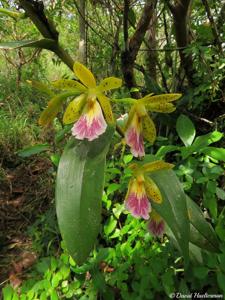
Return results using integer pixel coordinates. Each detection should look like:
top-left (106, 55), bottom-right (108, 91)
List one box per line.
top-left (38, 95), bottom-right (65, 126)
top-left (27, 80), bottom-right (54, 97)
top-left (98, 77), bottom-right (122, 92)
top-left (52, 79), bottom-right (87, 92)
top-left (142, 114), bottom-right (156, 144)
top-left (73, 62), bottom-right (96, 88)
top-left (97, 93), bottom-right (114, 124)
top-left (144, 102), bottom-right (176, 113)
top-left (144, 176), bottom-right (162, 204)
top-left (142, 160), bottom-right (174, 173)
top-left (39, 93), bottom-right (72, 126)
top-left (142, 93), bottom-right (182, 103)
top-left (63, 94), bottom-right (86, 124)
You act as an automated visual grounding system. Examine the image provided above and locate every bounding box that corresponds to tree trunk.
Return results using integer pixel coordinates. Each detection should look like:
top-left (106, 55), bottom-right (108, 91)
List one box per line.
top-left (121, 0), bottom-right (157, 97)
top-left (167, 0), bottom-right (195, 87)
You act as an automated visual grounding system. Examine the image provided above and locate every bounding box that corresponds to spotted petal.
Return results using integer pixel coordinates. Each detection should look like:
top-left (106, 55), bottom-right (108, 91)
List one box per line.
top-left (144, 176), bottom-right (162, 204)
top-left (97, 93), bottom-right (114, 124)
top-left (73, 62), bottom-right (96, 88)
top-left (144, 102), bottom-right (176, 113)
top-left (142, 114), bottom-right (156, 145)
top-left (98, 77), bottom-right (122, 92)
top-left (27, 80), bottom-right (54, 97)
top-left (63, 94), bottom-right (86, 124)
top-left (142, 93), bottom-right (182, 103)
top-left (39, 92), bottom-right (76, 126)
top-left (142, 160), bottom-right (174, 173)
top-left (52, 79), bottom-right (87, 92)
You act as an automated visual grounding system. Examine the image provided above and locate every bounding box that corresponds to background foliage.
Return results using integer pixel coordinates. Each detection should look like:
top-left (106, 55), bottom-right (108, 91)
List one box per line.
top-left (0, 0), bottom-right (224, 299)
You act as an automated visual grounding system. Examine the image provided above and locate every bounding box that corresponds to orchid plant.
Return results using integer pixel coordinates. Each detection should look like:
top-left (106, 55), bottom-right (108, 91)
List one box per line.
top-left (34, 61), bottom-right (181, 237)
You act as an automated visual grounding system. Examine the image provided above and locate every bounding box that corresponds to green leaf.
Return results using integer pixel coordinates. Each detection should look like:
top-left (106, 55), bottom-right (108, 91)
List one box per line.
top-left (151, 169), bottom-right (190, 265)
top-left (50, 290), bottom-right (59, 300)
top-left (217, 271), bottom-right (225, 293)
top-left (200, 147), bottom-right (225, 161)
top-left (107, 183), bottom-right (120, 195)
top-left (50, 154), bottom-right (61, 167)
top-left (181, 131), bottom-right (223, 159)
top-left (176, 114), bottom-right (196, 146)
top-left (2, 285), bottom-right (14, 300)
top-left (162, 269), bottom-right (174, 296)
top-left (104, 216), bottom-right (117, 236)
top-left (0, 39), bottom-right (56, 51)
top-left (52, 272), bottom-right (62, 288)
top-left (216, 187), bottom-right (225, 200)
top-left (186, 196), bottom-right (220, 252)
top-left (189, 224), bottom-right (218, 253)
top-left (203, 192), bottom-right (217, 219)
top-left (40, 292), bottom-right (47, 300)
top-left (55, 125), bottom-right (73, 144)
top-left (123, 154), bottom-right (133, 164)
top-left (56, 126), bottom-right (114, 264)
top-left (0, 8), bottom-right (25, 19)
top-left (12, 294), bottom-right (19, 300)
top-left (216, 208), bottom-right (225, 241)
top-left (17, 143), bottom-right (50, 157)
top-left (156, 145), bottom-right (180, 159)
top-left (193, 266), bottom-right (209, 279)
top-left (193, 131), bottom-right (223, 148)
top-left (188, 243), bottom-right (204, 264)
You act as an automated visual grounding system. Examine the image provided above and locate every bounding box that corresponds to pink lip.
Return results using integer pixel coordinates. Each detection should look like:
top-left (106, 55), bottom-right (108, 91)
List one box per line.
top-left (125, 127), bottom-right (145, 157)
top-left (125, 192), bottom-right (151, 220)
top-left (71, 101), bottom-right (107, 141)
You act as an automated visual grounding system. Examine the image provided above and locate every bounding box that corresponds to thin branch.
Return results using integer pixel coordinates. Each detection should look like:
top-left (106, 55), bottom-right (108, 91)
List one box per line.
top-left (73, 0), bottom-right (113, 47)
top-left (121, 0), bottom-right (157, 96)
top-left (123, 0), bottom-right (129, 51)
top-left (183, 109), bottom-right (214, 127)
top-left (129, 0), bottom-right (157, 61)
top-left (18, 0), bottom-right (74, 70)
top-left (201, 0), bottom-right (223, 54)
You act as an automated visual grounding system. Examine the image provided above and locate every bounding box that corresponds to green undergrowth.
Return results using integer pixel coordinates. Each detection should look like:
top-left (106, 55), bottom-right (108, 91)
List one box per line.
top-left (3, 151), bottom-right (225, 299)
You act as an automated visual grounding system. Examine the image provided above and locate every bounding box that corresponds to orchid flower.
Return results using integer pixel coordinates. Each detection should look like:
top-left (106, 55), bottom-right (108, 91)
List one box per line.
top-left (125, 160), bottom-right (173, 219)
top-left (147, 210), bottom-right (165, 237)
top-left (38, 62), bottom-right (122, 141)
top-left (115, 93), bottom-right (181, 157)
